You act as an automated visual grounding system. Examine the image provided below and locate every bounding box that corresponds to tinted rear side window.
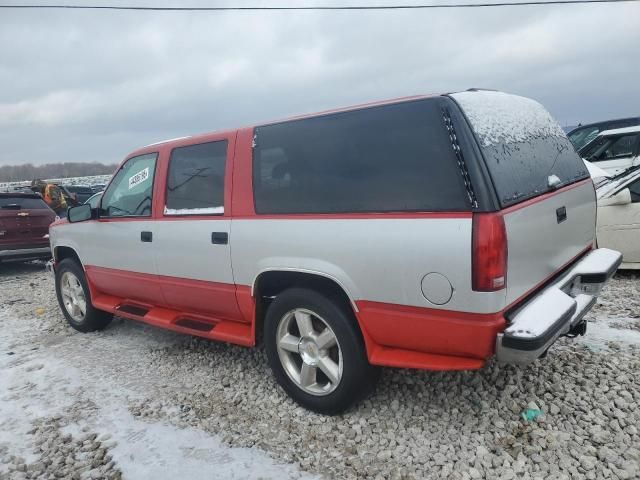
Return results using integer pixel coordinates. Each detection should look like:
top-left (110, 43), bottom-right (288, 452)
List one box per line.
top-left (165, 140), bottom-right (227, 214)
top-left (253, 98), bottom-right (470, 214)
top-left (0, 196), bottom-right (50, 210)
top-left (452, 91), bottom-right (589, 208)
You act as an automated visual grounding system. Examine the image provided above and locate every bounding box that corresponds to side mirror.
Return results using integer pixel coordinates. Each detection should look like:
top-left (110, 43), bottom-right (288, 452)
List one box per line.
top-left (598, 188), bottom-right (632, 207)
top-left (67, 203), bottom-right (93, 223)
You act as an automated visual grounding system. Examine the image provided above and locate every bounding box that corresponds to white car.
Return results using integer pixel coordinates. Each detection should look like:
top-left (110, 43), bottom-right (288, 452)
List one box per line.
top-left (596, 166), bottom-right (640, 269)
top-left (579, 125), bottom-right (640, 175)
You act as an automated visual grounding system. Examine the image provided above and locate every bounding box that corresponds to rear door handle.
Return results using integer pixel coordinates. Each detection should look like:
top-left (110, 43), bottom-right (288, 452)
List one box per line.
top-left (211, 232), bottom-right (228, 245)
top-left (141, 231), bottom-right (153, 242)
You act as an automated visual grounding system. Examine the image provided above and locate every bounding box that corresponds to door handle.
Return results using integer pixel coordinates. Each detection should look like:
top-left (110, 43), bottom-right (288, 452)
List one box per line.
top-left (211, 232), bottom-right (228, 245)
top-left (141, 231), bottom-right (153, 242)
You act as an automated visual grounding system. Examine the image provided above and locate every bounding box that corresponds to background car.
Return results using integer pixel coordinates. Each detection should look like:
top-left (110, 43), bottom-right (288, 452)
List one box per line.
top-left (578, 125), bottom-right (640, 175)
top-left (568, 116), bottom-right (640, 151)
top-left (64, 185), bottom-right (94, 204)
top-left (90, 184), bottom-right (106, 193)
top-left (596, 166), bottom-right (640, 269)
top-left (0, 192), bottom-right (56, 263)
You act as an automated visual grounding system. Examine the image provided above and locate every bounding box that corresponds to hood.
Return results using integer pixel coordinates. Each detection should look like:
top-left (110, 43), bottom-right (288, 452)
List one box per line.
top-left (583, 159), bottom-right (610, 180)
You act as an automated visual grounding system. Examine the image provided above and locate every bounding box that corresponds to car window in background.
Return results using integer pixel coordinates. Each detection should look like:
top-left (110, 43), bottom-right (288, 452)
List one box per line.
top-left (100, 153), bottom-right (157, 217)
top-left (165, 140), bottom-right (227, 214)
top-left (585, 134), bottom-right (640, 162)
top-left (0, 196), bottom-right (51, 210)
top-left (628, 178), bottom-right (640, 203)
top-left (568, 126), bottom-right (600, 150)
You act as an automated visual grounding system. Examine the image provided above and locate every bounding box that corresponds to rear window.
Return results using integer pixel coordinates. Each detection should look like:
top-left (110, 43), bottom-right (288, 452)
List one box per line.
top-left (452, 91), bottom-right (589, 208)
top-left (0, 196), bottom-right (50, 210)
top-left (252, 98), bottom-right (470, 214)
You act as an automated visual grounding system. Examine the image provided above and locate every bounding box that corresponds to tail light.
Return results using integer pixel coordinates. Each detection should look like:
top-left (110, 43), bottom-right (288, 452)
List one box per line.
top-left (472, 213), bottom-right (508, 292)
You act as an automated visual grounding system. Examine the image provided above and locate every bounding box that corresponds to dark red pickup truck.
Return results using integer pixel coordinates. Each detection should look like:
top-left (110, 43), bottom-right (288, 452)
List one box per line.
top-left (0, 193), bottom-right (56, 262)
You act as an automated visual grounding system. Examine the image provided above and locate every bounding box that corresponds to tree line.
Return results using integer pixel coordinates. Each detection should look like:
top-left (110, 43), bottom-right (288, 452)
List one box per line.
top-left (0, 162), bottom-right (118, 182)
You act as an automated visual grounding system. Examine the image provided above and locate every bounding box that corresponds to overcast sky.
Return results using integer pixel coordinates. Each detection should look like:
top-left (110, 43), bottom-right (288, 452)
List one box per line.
top-left (1, 0), bottom-right (638, 166)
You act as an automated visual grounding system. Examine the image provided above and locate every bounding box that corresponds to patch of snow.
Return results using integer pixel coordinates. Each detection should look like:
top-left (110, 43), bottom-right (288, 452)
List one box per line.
top-left (451, 90), bottom-right (567, 148)
top-left (143, 136), bottom-right (191, 148)
top-left (583, 316), bottom-right (640, 351)
top-left (164, 206), bottom-right (224, 215)
top-left (92, 409), bottom-right (307, 480)
top-left (0, 309), bottom-right (314, 479)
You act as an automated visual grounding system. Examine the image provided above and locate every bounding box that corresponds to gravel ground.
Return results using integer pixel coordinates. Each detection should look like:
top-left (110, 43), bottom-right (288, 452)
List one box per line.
top-left (1, 262), bottom-right (639, 480)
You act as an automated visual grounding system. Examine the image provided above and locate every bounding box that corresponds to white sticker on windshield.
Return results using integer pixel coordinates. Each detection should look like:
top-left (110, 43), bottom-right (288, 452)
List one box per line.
top-left (129, 167), bottom-right (149, 190)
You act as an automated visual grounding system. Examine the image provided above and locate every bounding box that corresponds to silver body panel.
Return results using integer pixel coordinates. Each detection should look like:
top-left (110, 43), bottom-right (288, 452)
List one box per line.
top-left (231, 218), bottom-right (505, 314)
top-left (152, 220), bottom-right (233, 284)
top-left (50, 220), bottom-right (157, 274)
top-left (502, 182), bottom-right (596, 305)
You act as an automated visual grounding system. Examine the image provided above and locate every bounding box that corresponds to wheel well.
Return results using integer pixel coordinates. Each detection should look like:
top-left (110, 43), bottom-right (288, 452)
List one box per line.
top-left (253, 271), bottom-right (357, 344)
top-left (55, 246), bottom-right (81, 266)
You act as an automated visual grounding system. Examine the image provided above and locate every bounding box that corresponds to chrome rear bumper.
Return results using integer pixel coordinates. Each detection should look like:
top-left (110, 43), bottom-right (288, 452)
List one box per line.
top-left (496, 248), bottom-right (622, 365)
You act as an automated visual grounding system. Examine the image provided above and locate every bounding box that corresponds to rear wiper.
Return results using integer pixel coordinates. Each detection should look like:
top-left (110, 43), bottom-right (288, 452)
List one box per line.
top-left (1, 204), bottom-right (21, 210)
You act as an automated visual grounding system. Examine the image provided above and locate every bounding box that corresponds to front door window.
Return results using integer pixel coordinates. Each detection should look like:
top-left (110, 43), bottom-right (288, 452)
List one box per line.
top-left (100, 153), bottom-right (157, 217)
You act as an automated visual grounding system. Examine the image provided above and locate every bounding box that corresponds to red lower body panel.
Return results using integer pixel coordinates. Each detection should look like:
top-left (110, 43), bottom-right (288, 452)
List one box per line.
top-left (355, 300), bottom-right (505, 370)
top-left (83, 265), bottom-right (506, 371)
top-left (84, 265), bottom-right (253, 346)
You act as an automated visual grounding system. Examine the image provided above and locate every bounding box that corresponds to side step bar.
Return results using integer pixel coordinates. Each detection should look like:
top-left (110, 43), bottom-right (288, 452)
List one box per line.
top-left (93, 295), bottom-right (254, 347)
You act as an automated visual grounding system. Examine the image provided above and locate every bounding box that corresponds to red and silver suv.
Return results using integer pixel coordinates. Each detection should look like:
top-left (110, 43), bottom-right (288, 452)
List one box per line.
top-left (50, 90), bottom-right (621, 413)
top-left (0, 192), bottom-right (56, 263)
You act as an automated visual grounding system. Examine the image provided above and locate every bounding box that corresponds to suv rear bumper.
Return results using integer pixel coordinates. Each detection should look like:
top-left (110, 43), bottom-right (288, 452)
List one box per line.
top-left (0, 246), bottom-right (52, 261)
top-left (496, 248), bottom-right (622, 365)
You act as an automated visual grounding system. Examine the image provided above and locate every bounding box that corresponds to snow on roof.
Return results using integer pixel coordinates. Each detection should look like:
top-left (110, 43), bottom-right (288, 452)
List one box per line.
top-left (143, 136), bottom-right (191, 148)
top-left (451, 90), bottom-right (566, 148)
top-left (598, 125), bottom-right (640, 137)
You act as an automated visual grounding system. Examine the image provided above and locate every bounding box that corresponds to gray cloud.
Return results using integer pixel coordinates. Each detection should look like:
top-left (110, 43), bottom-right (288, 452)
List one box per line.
top-left (1, 1), bottom-right (639, 165)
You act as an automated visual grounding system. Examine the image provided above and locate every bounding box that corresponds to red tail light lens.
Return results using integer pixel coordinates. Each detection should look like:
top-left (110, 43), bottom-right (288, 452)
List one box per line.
top-left (472, 213), bottom-right (508, 292)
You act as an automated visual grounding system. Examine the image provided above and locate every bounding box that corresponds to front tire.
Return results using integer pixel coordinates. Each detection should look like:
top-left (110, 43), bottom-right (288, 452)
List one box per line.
top-left (264, 288), bottom-right (379, 414)
top-left (55, 258), bottom-right (112, 332)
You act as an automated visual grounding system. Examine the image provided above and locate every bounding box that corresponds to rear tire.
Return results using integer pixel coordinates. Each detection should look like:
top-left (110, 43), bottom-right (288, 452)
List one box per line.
top-left (264, 287), bottom-right (379, 414)
top-left (55, 258), bottom-right (112, 332)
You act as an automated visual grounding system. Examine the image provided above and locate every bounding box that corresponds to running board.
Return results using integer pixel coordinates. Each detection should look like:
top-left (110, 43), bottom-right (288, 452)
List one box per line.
top-left (92, 294), bottom-right (253, 347)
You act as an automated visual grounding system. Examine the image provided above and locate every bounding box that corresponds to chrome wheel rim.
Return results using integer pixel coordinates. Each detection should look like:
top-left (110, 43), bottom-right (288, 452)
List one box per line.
top-left (276, 308), bottom-right (343, 396)
top-left (60, 271), bottom-right (87, 322)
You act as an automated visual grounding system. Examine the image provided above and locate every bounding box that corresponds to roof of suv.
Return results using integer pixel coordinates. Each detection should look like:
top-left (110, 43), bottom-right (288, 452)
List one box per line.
top-left (132, 94), bottom-right (434, 157)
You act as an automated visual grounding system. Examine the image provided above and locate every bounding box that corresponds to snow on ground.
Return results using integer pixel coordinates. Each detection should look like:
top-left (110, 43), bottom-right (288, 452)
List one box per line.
top-left (1, 263), bottom-right (639, 479)
top-left (0, 265), bottom-right (315, 480)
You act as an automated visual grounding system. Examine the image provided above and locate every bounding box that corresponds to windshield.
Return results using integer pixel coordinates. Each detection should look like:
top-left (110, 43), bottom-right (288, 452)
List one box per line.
top-left (568, 126), bottom-right (600, 150)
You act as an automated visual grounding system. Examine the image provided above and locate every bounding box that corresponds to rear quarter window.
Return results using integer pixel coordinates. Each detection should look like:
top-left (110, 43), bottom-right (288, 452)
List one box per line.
top-left (0, 196), bottom-right (50, 210)
top-left (252, 98), bottom-right (470, 214)
top-left (452, 91), bottom-right (589, 208)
